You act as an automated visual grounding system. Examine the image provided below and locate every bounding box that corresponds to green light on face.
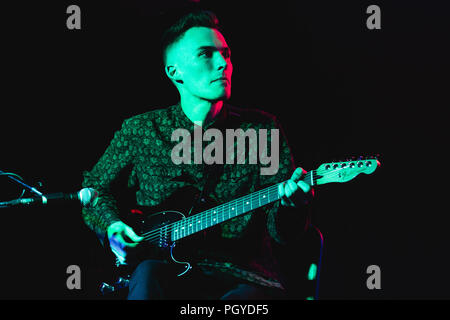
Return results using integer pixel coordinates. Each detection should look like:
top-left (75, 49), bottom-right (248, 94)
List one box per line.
top-left (307, 263), bottom-right (317, 281)
top-left (306, 296), bottom-right (314, 300)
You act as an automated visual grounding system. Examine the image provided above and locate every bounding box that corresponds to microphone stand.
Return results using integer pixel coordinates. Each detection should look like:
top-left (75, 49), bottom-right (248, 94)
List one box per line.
top-left (0, 169), bottom-right (44, 208)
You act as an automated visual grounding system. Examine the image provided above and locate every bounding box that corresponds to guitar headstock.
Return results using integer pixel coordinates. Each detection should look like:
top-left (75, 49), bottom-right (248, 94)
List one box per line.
top-left (314, 156), bottom-right (380, 185)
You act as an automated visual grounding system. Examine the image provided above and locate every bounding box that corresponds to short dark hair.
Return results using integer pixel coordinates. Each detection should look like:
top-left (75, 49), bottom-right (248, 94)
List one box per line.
top-left (161, 10), bottom-right (222, 65)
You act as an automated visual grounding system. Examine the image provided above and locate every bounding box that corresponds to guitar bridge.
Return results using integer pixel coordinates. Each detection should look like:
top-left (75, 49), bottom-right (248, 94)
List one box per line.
top-left (159, 224), bottom-right (170, 248)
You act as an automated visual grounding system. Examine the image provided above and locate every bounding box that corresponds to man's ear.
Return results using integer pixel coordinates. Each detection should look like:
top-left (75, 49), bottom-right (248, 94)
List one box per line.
top-left (165, 65), bottom-right (183, 84)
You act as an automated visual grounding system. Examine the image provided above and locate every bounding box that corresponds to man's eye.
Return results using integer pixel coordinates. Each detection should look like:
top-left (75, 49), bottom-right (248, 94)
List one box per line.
top-left (200, 50), bottom-right (213, 58)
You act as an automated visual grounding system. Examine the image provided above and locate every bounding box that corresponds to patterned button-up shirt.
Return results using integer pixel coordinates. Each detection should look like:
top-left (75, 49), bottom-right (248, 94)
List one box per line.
top-left (81, 102), bottom-right (308, 289)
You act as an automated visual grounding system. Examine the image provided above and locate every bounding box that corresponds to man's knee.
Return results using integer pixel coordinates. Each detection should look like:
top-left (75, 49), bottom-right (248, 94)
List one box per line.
top-left (133, 260), bottom-right (166, 277)
top-left (127, 260), bottom-right (168, 300)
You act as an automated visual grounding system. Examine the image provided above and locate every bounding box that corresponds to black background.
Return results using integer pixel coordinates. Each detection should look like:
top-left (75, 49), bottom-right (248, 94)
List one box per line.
top-left (1, 0), bottom-right (448, 299)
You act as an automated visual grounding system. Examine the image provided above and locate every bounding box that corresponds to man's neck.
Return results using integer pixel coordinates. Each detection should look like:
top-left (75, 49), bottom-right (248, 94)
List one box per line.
top-left (180, 96), bottom-right (223, 127)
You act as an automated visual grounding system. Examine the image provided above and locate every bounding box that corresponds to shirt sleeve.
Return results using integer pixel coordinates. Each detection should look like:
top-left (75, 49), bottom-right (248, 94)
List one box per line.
top-left (259, 117), bottom-right (311, 245)
top-left (81, 117), bottom-right (137, 245)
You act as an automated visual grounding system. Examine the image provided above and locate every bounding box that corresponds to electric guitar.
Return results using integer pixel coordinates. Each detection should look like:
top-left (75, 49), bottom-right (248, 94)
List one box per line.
top-left (100, 157), bottom-right (380, 295)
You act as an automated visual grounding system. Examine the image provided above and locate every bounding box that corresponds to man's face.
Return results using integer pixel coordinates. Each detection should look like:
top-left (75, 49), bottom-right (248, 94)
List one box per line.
top-left (166, 26), bottom-right (233, 101)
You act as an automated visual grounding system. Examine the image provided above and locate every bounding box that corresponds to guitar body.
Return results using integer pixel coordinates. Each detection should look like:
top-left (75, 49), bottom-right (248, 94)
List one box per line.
top-left (138, 210), bottom-right (186, 249)
top-left (113, 185), bottom-right (220, 278)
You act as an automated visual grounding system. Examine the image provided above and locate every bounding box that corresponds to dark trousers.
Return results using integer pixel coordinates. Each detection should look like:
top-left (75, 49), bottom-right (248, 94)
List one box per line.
top-left (127, 259), bottom-right (286, 300)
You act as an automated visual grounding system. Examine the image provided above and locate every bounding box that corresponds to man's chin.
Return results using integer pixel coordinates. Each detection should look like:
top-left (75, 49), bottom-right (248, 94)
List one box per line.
top-left (207, 91), bottom-right (231, 102)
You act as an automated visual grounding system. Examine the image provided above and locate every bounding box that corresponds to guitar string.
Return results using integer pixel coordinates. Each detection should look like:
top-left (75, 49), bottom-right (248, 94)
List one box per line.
top-left (137, 167), bottom-right (309, 242)
top-left (140, 169), bottom-right (326, 243)
top-left (140, 171), bottom-right (318, 243)
top-left (139, 167), bottom-right (359, 245)
top-left (140, 182), bottom-right (281, 239)
top-left (138, 177), bottom-right (285, 240)
top-left (140, 183), bottom-right (281, 243)
top-left (139, 165), bottom-right (372, 243)
top-left (138, 167), bottom-right (352, 243)
top-left (139, 167), bottom-right (348, 243)
top-left (141, 191), bottom-right (280, 244)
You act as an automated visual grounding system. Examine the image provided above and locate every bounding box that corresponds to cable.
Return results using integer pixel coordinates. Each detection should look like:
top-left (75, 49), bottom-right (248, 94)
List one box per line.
top-left (310, 224), bottom-right (324, 300)
top-left (0, 171), bottom-right (27, 202)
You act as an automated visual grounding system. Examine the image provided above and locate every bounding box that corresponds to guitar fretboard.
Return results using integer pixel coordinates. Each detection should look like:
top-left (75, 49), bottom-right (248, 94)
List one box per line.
top-left (170, 170), bottom-right (315, 241)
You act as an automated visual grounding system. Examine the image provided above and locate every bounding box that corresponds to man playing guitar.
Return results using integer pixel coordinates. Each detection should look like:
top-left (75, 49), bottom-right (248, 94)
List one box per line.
top-left (82, 9), bottom-right (314, 300)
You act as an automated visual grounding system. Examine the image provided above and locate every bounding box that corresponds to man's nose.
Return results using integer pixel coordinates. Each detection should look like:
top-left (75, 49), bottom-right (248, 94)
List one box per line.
top-left (215, 52), bottom-right (230, 70)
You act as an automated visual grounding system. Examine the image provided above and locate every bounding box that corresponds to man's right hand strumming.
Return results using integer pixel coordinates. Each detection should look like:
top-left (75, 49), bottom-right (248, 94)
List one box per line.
top-left (107, 221), bottom-right (144, 264)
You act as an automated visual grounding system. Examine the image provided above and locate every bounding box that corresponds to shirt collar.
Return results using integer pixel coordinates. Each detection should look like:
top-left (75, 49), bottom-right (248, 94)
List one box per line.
top-left (171, 101), bottom-right (229, 132)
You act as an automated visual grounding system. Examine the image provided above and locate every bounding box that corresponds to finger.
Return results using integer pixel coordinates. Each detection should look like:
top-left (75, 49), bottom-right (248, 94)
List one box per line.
top-left (114, 233), bottom-right (139, 248)
top-left (111, 247), bottom-right (128, 265)
top-left (278, 182), bottom-right (285, 198)
top-left (125, 226), bottom-right (144, 242)
top-left (281, 197), bottom-right (295, 207)
top-left (279, 182), bottom-right (293, 206)
top-left (111, 247), bottom-right (125, 260)
top-left (110, 237), bottom-right (128, 259)
top-left (285, 180), bottom-right (298, 198)
top-left (291, 167), bottom-right (306, 183)
top-left (297, 180), bottom-right (311, 194)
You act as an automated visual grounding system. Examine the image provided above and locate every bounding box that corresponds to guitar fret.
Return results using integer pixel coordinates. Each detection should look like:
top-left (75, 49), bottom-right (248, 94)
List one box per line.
top-left (168, 182), bottom-right (287, 242)
top-left (163, 161), bottom-right (380, 244)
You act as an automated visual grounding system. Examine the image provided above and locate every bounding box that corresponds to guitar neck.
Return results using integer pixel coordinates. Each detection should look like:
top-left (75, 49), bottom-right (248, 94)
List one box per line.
top-left (170, 171), bottom-right (316, 241)
top-left (150, 157), bottom-right (380, 244)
